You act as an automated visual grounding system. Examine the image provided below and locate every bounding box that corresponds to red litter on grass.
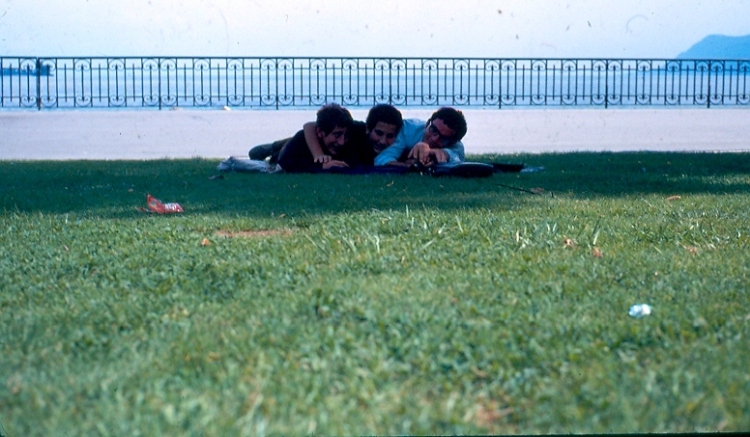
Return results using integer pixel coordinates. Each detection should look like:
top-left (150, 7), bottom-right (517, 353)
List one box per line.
top-left (143, 194), bottom-right (183, 214)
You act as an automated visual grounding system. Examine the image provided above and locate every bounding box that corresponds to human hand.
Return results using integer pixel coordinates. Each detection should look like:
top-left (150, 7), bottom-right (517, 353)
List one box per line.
top-left (314, 154), bottom-right (332, 163)
top-left (428, 149), bottom-right (448, 164)
top-left (407, 142), bottom-right (431, 163)
top-left (322, 160), bottom-right (349, 169)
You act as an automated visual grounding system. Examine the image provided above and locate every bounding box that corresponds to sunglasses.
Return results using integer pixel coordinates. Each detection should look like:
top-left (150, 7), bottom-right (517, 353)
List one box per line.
top-left (427, 121), bottom-right (455, 147)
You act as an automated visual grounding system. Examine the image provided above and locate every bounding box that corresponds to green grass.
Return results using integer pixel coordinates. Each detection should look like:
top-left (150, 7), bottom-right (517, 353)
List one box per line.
top-left (1, 152), bottom-right (749, 435)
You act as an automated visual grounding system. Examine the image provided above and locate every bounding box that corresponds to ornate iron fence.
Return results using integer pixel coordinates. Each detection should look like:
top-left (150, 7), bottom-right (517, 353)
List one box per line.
top-left (2, 57), bottom-right (749, 109)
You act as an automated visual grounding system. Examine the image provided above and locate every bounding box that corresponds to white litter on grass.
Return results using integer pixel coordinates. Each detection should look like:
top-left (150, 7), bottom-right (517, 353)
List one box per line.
top-left (217, 156), bottom-right (281, 173)
top-left (628, 304), bottom-right (652, 318)
top-left (520, 166), bottom-right (545, 173)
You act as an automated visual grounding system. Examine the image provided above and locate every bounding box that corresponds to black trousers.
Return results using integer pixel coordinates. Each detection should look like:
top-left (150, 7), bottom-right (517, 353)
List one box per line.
top-left (248, 138), bottom-right (291, 164)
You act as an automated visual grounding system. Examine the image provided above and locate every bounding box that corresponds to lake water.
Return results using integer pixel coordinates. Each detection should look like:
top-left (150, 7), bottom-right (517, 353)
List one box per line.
top-left (3, 57), bottom-right (749, 109)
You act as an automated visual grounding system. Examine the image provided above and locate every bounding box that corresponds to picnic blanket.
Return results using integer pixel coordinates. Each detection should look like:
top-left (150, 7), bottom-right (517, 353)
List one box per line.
top-left (217, 157), bottom-right (525, 178)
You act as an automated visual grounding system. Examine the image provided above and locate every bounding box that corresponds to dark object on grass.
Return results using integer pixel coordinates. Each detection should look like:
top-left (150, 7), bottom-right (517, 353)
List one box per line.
top-left (491, 162), bottom-right (525, 173)
top-left (429, 161), bottom-right (526, 177)
top-left (325, 165), bottom-right (414, 175)
top-left (297, 163), bottom-right (494, 177)
top-left (430, 162), bottom-right (495, 178)
top-left (217, 158), bottom-right (525, 178)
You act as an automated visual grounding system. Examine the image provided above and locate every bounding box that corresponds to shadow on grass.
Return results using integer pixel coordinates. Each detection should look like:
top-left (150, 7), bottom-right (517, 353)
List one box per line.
top-left (500, 151), bottom-right (750, 197)
top-left (1, 152), bottom-right (748, 217)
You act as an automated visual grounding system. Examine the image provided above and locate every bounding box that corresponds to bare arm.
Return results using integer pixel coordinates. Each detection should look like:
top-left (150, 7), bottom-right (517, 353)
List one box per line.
top-left (322, 160), bottom-right (349, 169)
top-left (302, 122), bottom-right (331, 163)
top-left (407, 142), bottom-right (447, 166)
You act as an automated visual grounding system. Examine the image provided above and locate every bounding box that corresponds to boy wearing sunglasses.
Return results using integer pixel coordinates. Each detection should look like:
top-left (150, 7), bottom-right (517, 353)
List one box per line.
top-left (374, 107), bottom-right (467, 167)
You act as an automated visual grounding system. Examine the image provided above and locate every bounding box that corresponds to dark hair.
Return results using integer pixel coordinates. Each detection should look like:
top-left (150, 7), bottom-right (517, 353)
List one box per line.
top-left (428, 107), bottom-right (467, 142)
top-left (365, 104), bottom-right (403, 133)
top-left (316, 104), bottom-right (354, 135)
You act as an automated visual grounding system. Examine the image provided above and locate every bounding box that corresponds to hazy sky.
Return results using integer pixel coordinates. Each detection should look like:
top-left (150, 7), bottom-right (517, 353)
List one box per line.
top-left (2, 0), bottom-right (750, 58)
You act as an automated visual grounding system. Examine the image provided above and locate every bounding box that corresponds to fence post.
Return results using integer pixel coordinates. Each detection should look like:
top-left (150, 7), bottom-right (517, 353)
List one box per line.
top-left (36, 58), bottom-right (42, 110)
top-left (706, 61), bottom-right (711, 109)
top-left (158, 58), bottom-right (162, 110)
top-left (604, 59), bottom-right (609, 109)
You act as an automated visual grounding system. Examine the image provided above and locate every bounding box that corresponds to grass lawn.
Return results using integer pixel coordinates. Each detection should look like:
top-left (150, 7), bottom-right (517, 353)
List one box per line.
top-left (1, 152), bottom-right (749, 435)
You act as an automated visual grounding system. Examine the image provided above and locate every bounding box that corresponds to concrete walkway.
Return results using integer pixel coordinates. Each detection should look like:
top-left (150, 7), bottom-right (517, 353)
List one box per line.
top-left (1, 108), bottom-right (748, 160)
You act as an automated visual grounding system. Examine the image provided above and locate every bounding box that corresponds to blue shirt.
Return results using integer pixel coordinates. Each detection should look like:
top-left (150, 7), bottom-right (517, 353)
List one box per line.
top-left (374, 119), bottom-right (465, 166)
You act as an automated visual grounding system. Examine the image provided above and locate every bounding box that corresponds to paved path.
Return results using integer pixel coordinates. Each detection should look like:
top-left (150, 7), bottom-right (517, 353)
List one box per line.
top-left (1, 108), bottom-right (748, 160)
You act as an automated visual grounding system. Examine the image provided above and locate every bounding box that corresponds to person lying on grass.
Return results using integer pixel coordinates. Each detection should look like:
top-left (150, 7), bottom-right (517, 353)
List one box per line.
top-left (274, 104), bottom-right (366, 173)
top-left (247, 104), bottom-right (404, 172)
top-left (300, 105), bottom-right (465, 168)
top-left (299, 104), bottom-right (404, 166)
top-left (374, 106), bottom-right (467, 167)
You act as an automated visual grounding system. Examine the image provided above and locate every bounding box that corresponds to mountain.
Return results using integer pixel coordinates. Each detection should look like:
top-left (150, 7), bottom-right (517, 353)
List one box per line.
top-left (677, 34), bottom-right (750, 59)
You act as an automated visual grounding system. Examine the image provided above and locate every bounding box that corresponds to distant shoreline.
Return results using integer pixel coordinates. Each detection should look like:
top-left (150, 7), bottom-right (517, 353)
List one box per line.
top-left (1, 67), bottom-right (54, 76)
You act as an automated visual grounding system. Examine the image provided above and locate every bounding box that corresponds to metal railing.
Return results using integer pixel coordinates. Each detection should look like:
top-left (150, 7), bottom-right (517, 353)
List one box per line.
top-left (2, 57), bottom-right (749, 109)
